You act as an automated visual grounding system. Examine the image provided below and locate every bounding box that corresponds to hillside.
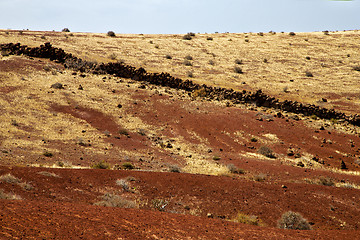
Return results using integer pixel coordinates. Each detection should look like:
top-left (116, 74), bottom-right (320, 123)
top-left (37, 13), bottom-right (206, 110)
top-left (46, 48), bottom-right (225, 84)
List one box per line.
top-left (1, 29), bottom-right (360, 239)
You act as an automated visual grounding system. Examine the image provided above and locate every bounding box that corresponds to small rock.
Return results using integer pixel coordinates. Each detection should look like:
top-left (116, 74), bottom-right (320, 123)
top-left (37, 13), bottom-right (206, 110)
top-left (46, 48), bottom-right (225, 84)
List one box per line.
top-left (207, 213), bottom-right (214, 218)
top-left (281, 185), bottom-right (287, 189)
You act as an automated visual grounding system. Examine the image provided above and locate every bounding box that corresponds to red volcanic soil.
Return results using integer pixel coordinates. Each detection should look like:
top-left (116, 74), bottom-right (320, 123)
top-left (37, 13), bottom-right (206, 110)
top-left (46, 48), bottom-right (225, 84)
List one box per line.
top-left (0, 165), bottom-right (360, 239)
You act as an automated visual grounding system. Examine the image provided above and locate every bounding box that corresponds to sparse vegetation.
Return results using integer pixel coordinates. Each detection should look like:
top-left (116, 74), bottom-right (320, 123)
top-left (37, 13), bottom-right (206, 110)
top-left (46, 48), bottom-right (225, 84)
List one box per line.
top-left (92, 160), bottom-right (110, 169)
top-left (257, 146), bottom-right (276, 158)
top-left (289, 32), bottom-right (296, 36)
top-left (192, 88), bottom-right (207, 98)
top-left (62, 28), bottom-right (70, 32)
top-left (37, 171), bottom-right (60, 178)
top-left (277, 211), bottom-right (311, 230)
top-left (43, 151), bottom-right (53, 157)
top-left (352, 66), bottom-right (360, 71)
top-left (235, 59), bottom-right (243, 65)
top-left (253, 173), bottom-right (267, 182)
top-left (116, 178), bottom-right (130, 192)
top-left (94, 193), bottom-right (136, 208)
top-left (182, 33), bottom-right (193, 40)
top-left (0, 173), bottom-right (21, 184)
top-left (234, 213), bottom-right (263, 226)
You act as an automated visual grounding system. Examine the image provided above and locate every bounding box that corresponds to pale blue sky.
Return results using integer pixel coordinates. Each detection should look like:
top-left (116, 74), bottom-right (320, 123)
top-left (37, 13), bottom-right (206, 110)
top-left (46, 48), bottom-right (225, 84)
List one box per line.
top-left (0, 0), bottom-right (359, 34)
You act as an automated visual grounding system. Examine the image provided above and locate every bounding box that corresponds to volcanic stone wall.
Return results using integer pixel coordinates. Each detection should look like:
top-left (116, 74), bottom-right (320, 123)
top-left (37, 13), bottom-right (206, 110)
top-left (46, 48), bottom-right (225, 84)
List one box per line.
top-left (1, 42), bottom-right (359, 127)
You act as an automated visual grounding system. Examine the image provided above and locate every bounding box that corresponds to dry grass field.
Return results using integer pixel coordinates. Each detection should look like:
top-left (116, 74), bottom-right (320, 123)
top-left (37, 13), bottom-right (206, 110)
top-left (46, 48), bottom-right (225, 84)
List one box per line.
top-left (1, 29), bottom-right (360, 239)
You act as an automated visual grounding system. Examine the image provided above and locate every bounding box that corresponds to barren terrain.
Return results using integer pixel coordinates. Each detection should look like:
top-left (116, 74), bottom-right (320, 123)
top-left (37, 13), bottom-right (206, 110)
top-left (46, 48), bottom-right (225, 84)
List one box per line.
top-left (1, 29), bottom-right (360, 239)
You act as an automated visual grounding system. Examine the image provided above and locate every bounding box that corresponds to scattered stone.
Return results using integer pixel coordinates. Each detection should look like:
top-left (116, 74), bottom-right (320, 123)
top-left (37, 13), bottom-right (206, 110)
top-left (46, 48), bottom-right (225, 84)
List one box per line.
top-left (297, 161), bottom-right (305, 167)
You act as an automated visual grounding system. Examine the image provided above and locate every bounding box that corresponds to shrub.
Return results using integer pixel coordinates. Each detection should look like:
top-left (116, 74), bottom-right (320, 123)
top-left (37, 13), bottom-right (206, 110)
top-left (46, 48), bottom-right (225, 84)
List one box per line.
top-left (289, 32), bottom-right (296, 36)
top-left (184, 60), bottom-right (192, 66)
top-left (165, 54), bottom-right (172, 59)
top-left (257, 146), bottom-right (276, 158)
top-left (277, 211), bottom-right (311, 230)
top-left (94, 193), bottom-right (136, 208)
top-left (62, 28), bottom-right (70, 32)
top-left (250, 137), bottom-right (258, 142)
top-left (318, 176), bottom-right (334, 186)
top-left (234, 66), bottom-right (243, 74)
top-left (235, 59), bottom-right (243, 65)
top-left (207, 37), bottom-right (213, 40)
top-left (108, 53), bottom-right (117, 60)
top-left (209, 60), bottom-right (215, 65)
top-left (185, 55), bottom-right (193, 60)
top-left (169, 165), bottom-right (181, 173)
top-left (122, 162), bottom-right (134, 170)
top-left (182, 34), bottom-right (192, 40)
top-left (92, 160), bottom-right (110, 169)
top-left (43, 151), bottom-right (53, 157)
top-left (305, 71), bottom-right (313, 77)
top-left (352, 66), bottom-right (360, 71)
top-left (116, 179), bottom-right (130, 191)
top-left (213, 156), bottom-right (221, 161)
top-left (107, 31), bottom-right (116, 37)
top-left (37, 171), bottom-right (60, 178)
top-left (119, 129), bottom-right (129, 136)
top-left (187, 71), bottom-right (194, 78)
top-left (253, 173), bottom-right (267, 182)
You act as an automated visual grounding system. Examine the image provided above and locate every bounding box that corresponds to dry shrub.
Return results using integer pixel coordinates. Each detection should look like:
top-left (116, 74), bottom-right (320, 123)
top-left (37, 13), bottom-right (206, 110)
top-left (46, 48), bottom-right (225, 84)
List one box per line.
top-left (169, 165), bottom-right (181, 173)
top-left (92, 160), bottom-right (110, 169)
top-left (234, 213), bottom-right (263, 226)
top-left (94, 193), bottom-right (136, 208)
top-left (185, 55), bottom-right (193, 60)
top-left (0, 189), bottom-right (22, 200)
top-left (234, 66), bottom-right (243, 74)
top-left (227, 164), bottom-right (245, 174)
top-left (277, 211), bottom-right (311, 230)
top-left (116, 179), bottom-right (130, 192)
top-left (257, 146), bottom-right (276, 158)
top-left (253, 173), bottom-right (267, 182)
top-left (152, 199), bottom-right (168, 211)
top-left (0, 173), bottom-right (21, 184)
top-left (318, 176), bottom-right (334, 186)
top-left (184, 60), bottom-right (192, 66)
top-left (107, 31), bottom-right (116, 37)
top-left (37, 171), bottom-right (61, 178)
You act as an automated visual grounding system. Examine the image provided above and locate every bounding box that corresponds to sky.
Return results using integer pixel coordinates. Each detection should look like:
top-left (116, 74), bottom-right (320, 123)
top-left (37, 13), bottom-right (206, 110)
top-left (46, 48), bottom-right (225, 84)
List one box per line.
top-left (0, 0), bottom-right (359, 34)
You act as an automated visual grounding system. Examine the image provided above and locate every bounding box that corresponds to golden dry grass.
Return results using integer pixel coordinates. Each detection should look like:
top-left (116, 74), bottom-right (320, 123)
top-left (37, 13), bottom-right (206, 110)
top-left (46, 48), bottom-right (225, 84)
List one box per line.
top-left (2, 29), bottom-right (360, 114)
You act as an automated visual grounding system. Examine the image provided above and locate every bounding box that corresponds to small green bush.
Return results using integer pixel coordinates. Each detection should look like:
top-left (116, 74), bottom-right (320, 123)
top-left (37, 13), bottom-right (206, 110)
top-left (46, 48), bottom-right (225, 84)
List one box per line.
top-left (92, 161), bottom-right (110, 169)
top-left (277, 211), bottom-right (311, 230)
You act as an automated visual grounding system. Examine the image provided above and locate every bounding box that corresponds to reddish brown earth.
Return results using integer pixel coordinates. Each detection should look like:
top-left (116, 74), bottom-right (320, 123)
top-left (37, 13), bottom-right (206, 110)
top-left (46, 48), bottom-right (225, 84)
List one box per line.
top-left (1, 44), bottom-right (360, 239)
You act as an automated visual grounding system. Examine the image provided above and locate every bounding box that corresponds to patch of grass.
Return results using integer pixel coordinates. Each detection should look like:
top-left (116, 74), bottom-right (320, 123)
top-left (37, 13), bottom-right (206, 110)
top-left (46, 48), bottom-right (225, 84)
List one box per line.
top-left (234, 213), bottom-right (263, 226)
top-left (277, 211), bottom-right (311, 230)
top-left (94, 193), bottom-right (136, 208)
top-left (92, 160), bottom-right (110, 169)
top-left (257, 146), bottom-right (276, 158)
